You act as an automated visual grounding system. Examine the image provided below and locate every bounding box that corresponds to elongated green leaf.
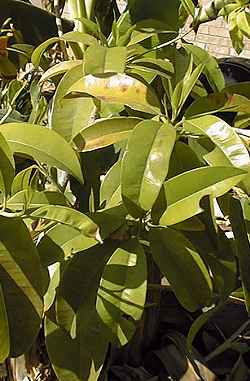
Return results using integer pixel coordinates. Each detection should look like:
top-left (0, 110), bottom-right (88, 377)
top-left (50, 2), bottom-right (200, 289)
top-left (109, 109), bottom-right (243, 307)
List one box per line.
top-left (38, 223), bottom-right (97, 266)
top-left (7, 190), bottom-right (68, 211)
top-left (46, 317), bottom-right (82, 381)
top-left (172, 62), bottom-right (204, 119)
top-left (31, 205), bottom-right (98, 238)
top-left (0, 284), bottom-right (10, 362)
top-left (51, 97), bottom-right (96, 142)
top-left (40, 60), bottom-right (82, 83)
top-left (54, 63), bottom-right (83, 101)
top-left (230, 197), bottom-right (250, 313)
top-left (62, 31), bottom-right (97, 46)
top-left (185, 116), bottom-right (250, 168)
top-left (122, 120), bottom-right (176, 218)
top-left (0, 131), bottom-right (15, 197)
top-left (182, 44), bottom-right (225, 92)
top-left (237, 11), bottom-right (250, 39)
top-left (84, 46), bottom-right (127, 75)
top-left (97, 239), bottom-right (147, 345)
top-left (0, 217), bottom-right (43, 356)
top-left (128, 57), bottom-right (174, 80)
top-left (11, 166), bottom-right (35, 195)
top-left (150, 228), bottom-right (212, 311)
top-left (100, 160), bottom-right (122, 205)
top-left (73, 117), bottom-right (142, 151)
top-left (185, 93), bottom-right (250, 118)
top-left (159, 166), bottom-right (246, 226)
top-left (184, 115), bottom-right (250, 193)
top-left (31, 37), bottom-right (59, 67)
top-left (32, 32), bottom-right (97, 67)
top-left (180, 0), bottom-right (195, 17)
top-left (56, 243), bottom-right (115, 378)
top-left (67, 74), bottom-right (161, 114)
top-left (0, 123), bottom-right (83, 184)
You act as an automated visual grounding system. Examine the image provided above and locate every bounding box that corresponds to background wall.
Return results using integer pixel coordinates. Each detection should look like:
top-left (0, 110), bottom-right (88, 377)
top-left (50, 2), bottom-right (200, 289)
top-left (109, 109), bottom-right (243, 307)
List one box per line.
top-left (184, 0), bottom-right (250, 58)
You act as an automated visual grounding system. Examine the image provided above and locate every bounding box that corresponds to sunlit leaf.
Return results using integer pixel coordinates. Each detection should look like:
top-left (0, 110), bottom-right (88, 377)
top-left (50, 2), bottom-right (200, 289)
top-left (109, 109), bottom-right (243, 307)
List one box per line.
top-left (31, 205), bottom-right (98, 238)
top-left (182, 44), bottom-right (225, 92)
top-left (0, 123), bottom-right (83, 184)
top-left (0, 131), bottom-right (15, 197)
top-left (97, 239), bottom-right (147, 345)
top-left (158, 166), bottom-right (246, 226)
top-left (150, 227), bottom-right (212, 311)
top-left (84, 46), bottom-right (127, 75)
top-left (73, 117), bottom-right (142, 151)
top-left (67, 73), bottom-right (161, 114)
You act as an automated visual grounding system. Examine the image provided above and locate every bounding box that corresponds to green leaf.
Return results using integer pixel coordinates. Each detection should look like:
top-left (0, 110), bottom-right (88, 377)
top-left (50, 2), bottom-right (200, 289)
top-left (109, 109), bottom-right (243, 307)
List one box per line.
top-left (184, 116), bottom-right (250, 169)
top-left (97, 239), bottom-right (147, 345)
top-left (172, 61), bottom-right (204, 119)
top-left (40, 60), bottom-right (82, 83)
top-left (121, 120), bottom-right (176, 218)
top-left (54, 63), bottom-right (83, 101)
top-left (229, 11), bottom-right (244, 54)
top-left (67, 73), bottom-right (161, 114)
top-left (185, 93), bottom-right (250, 118)
top-left (237, 11), bottom-right (250, 39)
top-left (184, 116), bottom-right (250, 193)
top-left (45, 317), bottom-right (82, 381)
top-left (150, 227), bottom-right (212, 311)
top-left (0, 284), bottom-right (10, 362)
top-left (100, 160), bottom-right (122, 205)
top-left (159, 166), bottom-right (246, 226)
top-left (128, 57), bottom-right (174, 80)
top-left (73, 117), bottom-right (142, 151)
top-left (31, 37), bottom-right (59, 67)
top-left (32, 32), bottom-right (97, 67)
top-left (182, 44), bottom-right (225, 92)
top-left (0, 217), bottom-right (43, 356)
top-left (51, 97), bottom-right (96, 142)
top-left (0, 123), bottom-right (83, 184)
top-left (230, 197), bottom-right (250, 313)
top-left (31, 205), bottom-right (98, 238)
top-left (37, 223), bottom-right (97, 266)
top-left (84, 46), bottom-right (127, 75)
top-left (180, 0), bottom-right (195, 17)
top-left (0, 131), bottom-right (15, 197)
top-left (7, 190), bottom-right (68, 211)
top-left (11, 166), bottom-right (35, 195)
top-left (62, 31), bottom-right (97, 46)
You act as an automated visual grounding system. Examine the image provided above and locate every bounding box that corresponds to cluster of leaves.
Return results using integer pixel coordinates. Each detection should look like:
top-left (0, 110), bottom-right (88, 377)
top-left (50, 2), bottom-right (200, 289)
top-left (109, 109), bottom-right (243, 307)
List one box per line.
top-left (0, 0), bottom-right (250, 380)
top-left (192, 0), bottom-right (250, 53)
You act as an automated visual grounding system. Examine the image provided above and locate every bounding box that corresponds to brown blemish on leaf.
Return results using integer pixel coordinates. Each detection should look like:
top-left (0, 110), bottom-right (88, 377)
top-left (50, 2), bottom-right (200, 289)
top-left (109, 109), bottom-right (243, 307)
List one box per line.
top-left (121, 85), bottom-right (128, 92)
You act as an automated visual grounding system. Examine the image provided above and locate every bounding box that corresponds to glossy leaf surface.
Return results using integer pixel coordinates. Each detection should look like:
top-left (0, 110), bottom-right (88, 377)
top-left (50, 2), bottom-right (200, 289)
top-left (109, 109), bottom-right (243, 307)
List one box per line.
top-left (67, 73), bottom-right (161, 114)
top-left (73, 117), bottom-right (142, 151)
top-left (0, 123), bottom-right (83, 184)
top-left (122, 120), bottom-right (176, 218)
top-left (31, 205), bottom-right (98, 238)
top-left (97, 239), bottom-right (147, 345)
top-left (182, 44), bottom-right (225, 92)
top-left (184, 115), bottom-right (250, 193)
top-left (159, 166), bottom-right (246, 225)
top-left (150, 228), bottom-right (212, 311)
